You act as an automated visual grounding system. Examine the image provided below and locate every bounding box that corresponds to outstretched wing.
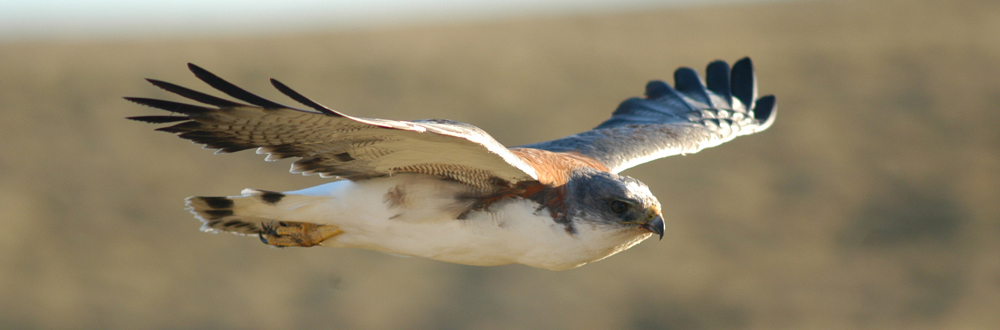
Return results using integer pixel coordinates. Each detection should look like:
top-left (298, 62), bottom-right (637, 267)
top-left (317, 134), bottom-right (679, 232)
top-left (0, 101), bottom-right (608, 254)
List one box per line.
top-left (127, 63), bottom-right (538, 191)
top-left (520, 57), bottom-right (776, 173)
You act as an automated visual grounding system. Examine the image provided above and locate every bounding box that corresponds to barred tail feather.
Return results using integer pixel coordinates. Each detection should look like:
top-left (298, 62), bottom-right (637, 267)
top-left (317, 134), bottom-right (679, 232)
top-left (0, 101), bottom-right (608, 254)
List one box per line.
top-left (185, 189), bottom-right (323, 236)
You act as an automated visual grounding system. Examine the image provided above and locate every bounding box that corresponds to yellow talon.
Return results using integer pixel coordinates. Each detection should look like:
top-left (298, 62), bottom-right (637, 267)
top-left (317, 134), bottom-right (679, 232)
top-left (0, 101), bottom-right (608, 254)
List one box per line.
top-left (259, 221), bottom-right (342, 247)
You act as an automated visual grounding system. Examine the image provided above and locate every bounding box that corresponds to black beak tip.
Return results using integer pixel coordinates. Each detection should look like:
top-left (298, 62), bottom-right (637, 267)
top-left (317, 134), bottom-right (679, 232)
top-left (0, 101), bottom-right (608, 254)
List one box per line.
top-left (645, 215), bottom-right (665, 241)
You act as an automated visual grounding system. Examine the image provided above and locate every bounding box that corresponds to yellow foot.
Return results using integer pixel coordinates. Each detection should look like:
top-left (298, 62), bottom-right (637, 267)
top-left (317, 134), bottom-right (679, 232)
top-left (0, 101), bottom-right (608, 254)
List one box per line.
top-left (259, 221), bottom-right (342, 247)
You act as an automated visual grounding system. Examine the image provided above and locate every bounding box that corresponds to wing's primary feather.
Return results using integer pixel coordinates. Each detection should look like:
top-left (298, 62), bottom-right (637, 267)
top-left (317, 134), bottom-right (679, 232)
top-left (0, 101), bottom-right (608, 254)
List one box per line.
top-left (673, 67), bottom-right (712, 108)
top-left (186, 63), bottom-right (292, 110)
top-left (127, 64), bottom-right (538, 191)
top-left (144, 78), bottom-right (247, 108)
top-left (730, 57), bottom-right (758, 112)
top-left (705, 61), bottom-right (732, 107)
top-left (520, 57), bottom-right (776, 173)
top-left (268, 78), bottom-right (340, 116)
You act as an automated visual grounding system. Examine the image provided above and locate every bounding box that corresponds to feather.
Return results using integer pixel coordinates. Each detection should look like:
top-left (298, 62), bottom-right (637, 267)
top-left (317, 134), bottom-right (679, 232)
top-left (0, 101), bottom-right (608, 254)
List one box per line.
top-left (705, 60), bottom-right (732, 107)
top-left (731, 57), bottom-right (757, 111)
top-left (123, 97), bottom-right (211, 115)
top-left (146, 78), bottom-right (247, 108)
top-left (673, 67), bottom-right (711, 107)
top-left (269, 78), bottom-right (340, 116)
top-left (126, 115), bottom-right (189, 123)
top-left (186, 63), bottom-right (292, 110)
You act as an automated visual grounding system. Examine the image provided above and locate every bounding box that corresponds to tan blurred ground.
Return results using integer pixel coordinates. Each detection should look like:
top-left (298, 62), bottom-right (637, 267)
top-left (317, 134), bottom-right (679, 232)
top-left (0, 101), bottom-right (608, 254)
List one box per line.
top-left (1, 0), bottom-right (998, 329)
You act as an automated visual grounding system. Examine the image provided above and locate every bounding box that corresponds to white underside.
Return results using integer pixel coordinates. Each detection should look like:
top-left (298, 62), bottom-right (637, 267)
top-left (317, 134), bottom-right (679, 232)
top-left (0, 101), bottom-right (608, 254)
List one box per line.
top-left (256, 174), bottom-right (650, 270)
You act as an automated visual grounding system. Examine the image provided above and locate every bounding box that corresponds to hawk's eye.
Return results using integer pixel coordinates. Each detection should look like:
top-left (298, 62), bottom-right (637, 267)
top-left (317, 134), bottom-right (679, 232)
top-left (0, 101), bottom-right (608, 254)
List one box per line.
top-left (608, 200), bottom-right (630, 215)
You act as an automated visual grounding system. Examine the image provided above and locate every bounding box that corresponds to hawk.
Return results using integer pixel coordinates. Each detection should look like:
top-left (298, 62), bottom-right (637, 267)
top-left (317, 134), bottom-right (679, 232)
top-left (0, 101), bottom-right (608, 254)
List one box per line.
top-left (127, 57), bottom-right (775, 270)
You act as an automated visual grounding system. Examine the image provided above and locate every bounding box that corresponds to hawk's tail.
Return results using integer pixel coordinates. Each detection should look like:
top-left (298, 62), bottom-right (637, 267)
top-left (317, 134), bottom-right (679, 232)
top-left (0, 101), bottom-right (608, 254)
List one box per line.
top-left (185, 189), bottom-right (320, 236)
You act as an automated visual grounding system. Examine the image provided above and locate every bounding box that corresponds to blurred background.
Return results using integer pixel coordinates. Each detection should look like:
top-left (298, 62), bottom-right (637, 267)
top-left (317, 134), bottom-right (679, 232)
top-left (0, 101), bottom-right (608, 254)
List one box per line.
top-left (1, 0), bottom-right (998, 328)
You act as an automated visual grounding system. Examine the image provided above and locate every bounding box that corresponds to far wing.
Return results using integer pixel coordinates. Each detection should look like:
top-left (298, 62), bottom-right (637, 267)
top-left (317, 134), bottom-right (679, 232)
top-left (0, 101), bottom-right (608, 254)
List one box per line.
top-left (127, 63), bottom-right (537, 191)
top-left (519, 57), bottom-right (776, 173)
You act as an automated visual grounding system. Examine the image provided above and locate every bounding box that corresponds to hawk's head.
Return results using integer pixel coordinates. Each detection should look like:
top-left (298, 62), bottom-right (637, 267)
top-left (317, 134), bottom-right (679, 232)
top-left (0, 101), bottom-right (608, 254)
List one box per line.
top-left (563, 168), bottom-right (665, 240)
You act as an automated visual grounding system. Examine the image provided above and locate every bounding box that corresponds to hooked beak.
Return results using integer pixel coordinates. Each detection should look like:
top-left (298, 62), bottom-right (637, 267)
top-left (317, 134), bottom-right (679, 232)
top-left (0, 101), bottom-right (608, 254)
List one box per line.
top-left (641, 214), bottom-right (664, 240)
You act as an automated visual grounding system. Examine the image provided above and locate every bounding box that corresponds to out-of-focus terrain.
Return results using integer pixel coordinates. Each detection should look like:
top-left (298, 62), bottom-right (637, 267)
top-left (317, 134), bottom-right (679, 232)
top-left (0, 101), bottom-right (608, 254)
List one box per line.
top-left (1, 0), bottom-right (998, 329)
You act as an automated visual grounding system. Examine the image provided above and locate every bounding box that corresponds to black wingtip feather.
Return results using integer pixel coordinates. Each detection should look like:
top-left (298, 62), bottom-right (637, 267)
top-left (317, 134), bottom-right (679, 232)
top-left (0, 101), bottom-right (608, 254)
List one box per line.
top-left (146, 78), bottom-right (247, 108)
top-left (673, 67), bottom-right (711, 106)
top-left (155, 121), bottom-right (202, 133)
top-left (644, 80), bottom-right (670, 99)
top-left (753, 95), bottom-right (777, 125)
top-left (705, 60), bottom-right (732, 104)
top-left (731, 57), bottom-right (758, 110)
top-left (124, 97), bottom-right (212, 115)
top-left (126, 115), bottom-right (190, 123)
top-left (269, 78), bottom-right (341, 116)
top-left (186, 63), bottom-right (292, 110)
top-left (640, 80), bottom-right (695, 112)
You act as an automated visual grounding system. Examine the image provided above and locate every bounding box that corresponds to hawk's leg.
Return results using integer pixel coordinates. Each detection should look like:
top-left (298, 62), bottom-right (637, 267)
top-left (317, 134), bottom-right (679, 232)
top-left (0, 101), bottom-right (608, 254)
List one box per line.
top-left (259, 221), bottom-right (342, 247)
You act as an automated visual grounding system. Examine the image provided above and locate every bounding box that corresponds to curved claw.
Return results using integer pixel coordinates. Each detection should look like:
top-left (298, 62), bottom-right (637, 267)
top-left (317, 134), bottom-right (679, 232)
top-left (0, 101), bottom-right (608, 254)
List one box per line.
top-left (258, 222), bottom-right (276, 245)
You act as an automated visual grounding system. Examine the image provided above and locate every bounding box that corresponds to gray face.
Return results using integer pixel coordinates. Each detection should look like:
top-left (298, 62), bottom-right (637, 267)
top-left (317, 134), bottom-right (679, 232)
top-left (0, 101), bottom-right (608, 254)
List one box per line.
top-left (563, 168), bottom-right (662, 232)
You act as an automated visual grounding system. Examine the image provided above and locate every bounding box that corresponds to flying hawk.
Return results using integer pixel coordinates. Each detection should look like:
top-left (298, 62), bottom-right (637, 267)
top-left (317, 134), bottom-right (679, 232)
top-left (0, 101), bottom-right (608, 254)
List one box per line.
top-left (127, 57), bottom-right (775, 270)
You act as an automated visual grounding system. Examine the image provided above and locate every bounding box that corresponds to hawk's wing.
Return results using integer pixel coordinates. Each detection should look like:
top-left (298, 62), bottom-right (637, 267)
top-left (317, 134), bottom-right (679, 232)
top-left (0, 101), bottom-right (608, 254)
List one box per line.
top-left (127, 64), bottom-right (537, 191)
top-left (519, 57), bottom-right (776, 173)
